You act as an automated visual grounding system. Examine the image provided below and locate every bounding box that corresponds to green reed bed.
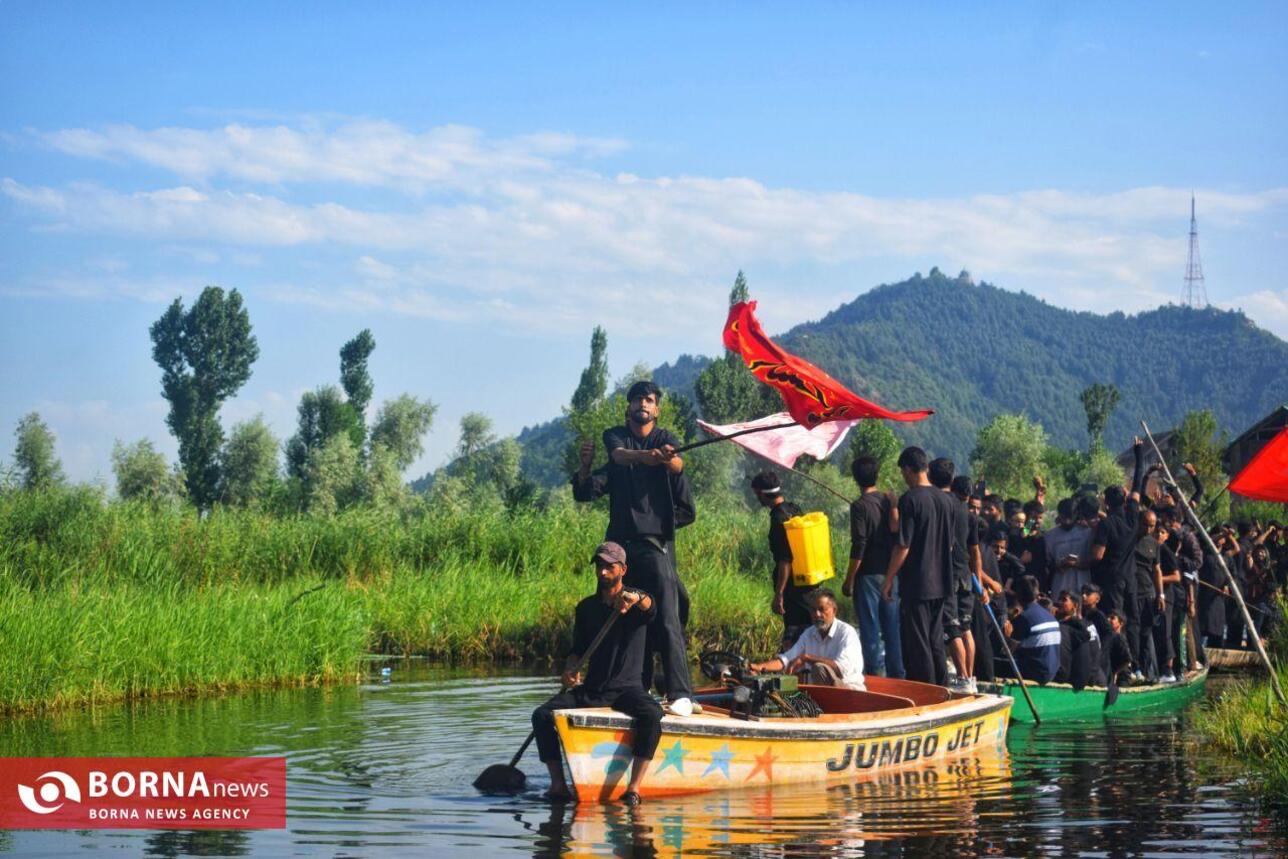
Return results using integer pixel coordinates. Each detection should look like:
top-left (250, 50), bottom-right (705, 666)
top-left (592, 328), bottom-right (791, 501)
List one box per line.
top-left (0, 573), bottom-right (369, 714)
top-left (0, 488), bottom-right (808, 714)
top-left (1193, 602), bottom-right (1288, 805)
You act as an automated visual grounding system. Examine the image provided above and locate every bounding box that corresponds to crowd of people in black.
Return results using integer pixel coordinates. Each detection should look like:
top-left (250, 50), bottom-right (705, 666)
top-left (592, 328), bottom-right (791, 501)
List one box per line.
top-left (535, 379), bottom-right (1285, 803)
top-left (827, 438), bottom-right (1287, 692)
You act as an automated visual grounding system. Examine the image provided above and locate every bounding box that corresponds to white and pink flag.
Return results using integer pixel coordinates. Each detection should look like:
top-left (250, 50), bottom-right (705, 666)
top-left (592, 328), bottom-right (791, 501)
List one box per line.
top-left (695, 412), bottom-right (857, 470)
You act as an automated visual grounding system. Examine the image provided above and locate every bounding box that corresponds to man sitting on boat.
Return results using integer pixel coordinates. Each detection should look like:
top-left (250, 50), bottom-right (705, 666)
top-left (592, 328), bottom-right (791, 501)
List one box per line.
top-left (997, 575), bottom-right (1060, 685)
top-left (531, 541), bottom-right (664, 805)
top-left (747, 588), bottom-right (866, 690)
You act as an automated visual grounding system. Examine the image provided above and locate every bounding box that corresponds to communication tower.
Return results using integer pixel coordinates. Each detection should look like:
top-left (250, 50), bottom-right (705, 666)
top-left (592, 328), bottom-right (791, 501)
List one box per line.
top-left (1182, 193), bottom-right (1208, 308)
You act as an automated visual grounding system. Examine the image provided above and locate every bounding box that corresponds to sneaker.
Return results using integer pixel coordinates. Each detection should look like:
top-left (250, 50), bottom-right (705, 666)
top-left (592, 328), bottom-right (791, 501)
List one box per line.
top-left (666, 698), bottom-right (694, 717)
top-left (1131, 671), bottom-right (1144, 683)
top-left (620, 790), bottom-right (642, 806)
top-left (967, 678), bottom-right (978, 694)
top-left (1160, 673), bottom-right (1178, 684)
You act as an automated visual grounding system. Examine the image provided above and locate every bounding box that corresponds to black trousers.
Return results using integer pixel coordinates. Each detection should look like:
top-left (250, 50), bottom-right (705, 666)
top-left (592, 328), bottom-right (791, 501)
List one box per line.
top-left (972, 597), bottom-right (997, 683)
top-left (1150, 597), bottom-right (1173, 673)
top-left (624, 539), bottom-right (693, 699)
top-left (1130, 594), bottom-right (1157, 678)
top-left (532, 687), bottom-right (663, 764)
top-left (900, 597), bottom-right (947, 686)
top-left (1225, 595), bottom-right (1247, 648)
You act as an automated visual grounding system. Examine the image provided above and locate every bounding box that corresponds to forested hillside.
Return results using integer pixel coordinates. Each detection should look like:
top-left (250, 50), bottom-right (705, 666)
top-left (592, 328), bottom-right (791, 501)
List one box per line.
top-left (513, 268), bottom-right (1288, 484)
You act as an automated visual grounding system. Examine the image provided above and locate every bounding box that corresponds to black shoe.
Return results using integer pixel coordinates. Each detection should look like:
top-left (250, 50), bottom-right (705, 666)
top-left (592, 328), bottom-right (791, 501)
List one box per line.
top-left (620, 790), bottom-right (642, 806)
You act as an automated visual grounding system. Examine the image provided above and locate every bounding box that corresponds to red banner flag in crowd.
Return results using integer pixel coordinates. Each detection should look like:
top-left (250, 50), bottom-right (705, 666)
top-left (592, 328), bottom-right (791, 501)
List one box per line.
top-left (1229, 426), bottom-right (1288, 503)
top-left (722, 301), bottom-right (934, 428)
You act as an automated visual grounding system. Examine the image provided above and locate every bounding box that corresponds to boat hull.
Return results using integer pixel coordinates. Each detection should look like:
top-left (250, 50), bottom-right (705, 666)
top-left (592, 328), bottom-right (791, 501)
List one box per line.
top-left (980, 666), bottom-right (1208, 723)
top-left (553, 687), bottom-right (1012, 802)
top-left (1206, 648), bottom-right (1261, 672)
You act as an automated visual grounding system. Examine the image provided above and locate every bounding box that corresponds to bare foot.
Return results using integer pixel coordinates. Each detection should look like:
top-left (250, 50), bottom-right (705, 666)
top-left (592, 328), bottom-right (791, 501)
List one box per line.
top-left (543, 786), bottom-right (574, 802)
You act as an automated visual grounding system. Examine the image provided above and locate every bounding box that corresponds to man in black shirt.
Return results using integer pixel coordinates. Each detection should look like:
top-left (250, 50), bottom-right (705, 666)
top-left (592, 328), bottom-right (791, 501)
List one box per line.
top-left (571, 380), bottom-right (694, 712)
top-left (842, 456), bottom-right (904, 678)
top-left (930, 458), bottom-right (978, 692)
top-left (1130, 508), bottom-right (1164, 681)
top-left (752, 471), bottom-right (810, 648)
top-left (883, 446), bottom-right (955, 686)
top-left (531, 542), bottom-right (664, 804)
top-left (1091, 439), bottom-right (1145, 659)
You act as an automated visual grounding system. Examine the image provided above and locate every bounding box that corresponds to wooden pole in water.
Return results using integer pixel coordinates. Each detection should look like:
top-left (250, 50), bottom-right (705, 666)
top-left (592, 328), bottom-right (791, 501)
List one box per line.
top-left (1140, 420), bottom-right (1286, 706)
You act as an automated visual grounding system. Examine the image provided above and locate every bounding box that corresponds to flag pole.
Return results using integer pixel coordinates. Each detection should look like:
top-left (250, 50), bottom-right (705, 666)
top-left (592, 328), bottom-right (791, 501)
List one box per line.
top-left (1140, 419), bottom-right (1285, 705)
top-left (681, 421), bottom-right (854, 504)
top-left (674, 421), bottom-right (797, 454)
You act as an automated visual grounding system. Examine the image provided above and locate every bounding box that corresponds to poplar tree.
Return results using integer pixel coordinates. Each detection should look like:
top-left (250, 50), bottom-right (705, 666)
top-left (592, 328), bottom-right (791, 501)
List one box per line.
top-left (149, 287), bottom-right (258, 510)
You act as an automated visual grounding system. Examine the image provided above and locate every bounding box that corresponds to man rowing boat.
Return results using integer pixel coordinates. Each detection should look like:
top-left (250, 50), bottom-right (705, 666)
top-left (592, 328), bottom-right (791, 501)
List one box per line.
top-left (531, 541), bottom-right (663, 805)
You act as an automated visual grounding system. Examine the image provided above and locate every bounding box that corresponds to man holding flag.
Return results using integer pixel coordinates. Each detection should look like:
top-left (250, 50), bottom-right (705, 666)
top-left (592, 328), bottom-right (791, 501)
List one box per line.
top-left (572, 381), bottom-right (696, 716)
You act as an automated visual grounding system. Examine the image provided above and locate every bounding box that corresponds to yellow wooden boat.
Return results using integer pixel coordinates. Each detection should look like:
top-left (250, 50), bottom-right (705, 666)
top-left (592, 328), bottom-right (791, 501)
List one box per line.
top-left (553, 676), bottom-right (1012, 802)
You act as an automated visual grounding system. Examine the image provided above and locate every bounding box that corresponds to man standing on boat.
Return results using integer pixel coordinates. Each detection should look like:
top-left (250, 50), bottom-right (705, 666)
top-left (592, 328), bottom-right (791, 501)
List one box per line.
top-left (1090, 439), bottom-right (1145, 660)
top-left (929, 457), bottom-right (979, 693)
top-left (751, 470), bottom-right (812, 649)
top-left (882, 446), bottom-right (956, 686)
top-left (748, 588), bottom-right (866, 689)
top-left (572, 380), bottom-right (695, 715)
top-left (841, 456), bottom-right (905, 678)
top-left (531, 541), bottom-right (663, 805)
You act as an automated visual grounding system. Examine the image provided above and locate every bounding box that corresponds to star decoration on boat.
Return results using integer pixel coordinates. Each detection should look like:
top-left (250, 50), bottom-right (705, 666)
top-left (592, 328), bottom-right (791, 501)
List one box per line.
top-left (745, 746), bottom-right (777, 782)
top-left (655, 739), bottom-right (688, 774)
top-left (702, 744), bottom-right (735, 779)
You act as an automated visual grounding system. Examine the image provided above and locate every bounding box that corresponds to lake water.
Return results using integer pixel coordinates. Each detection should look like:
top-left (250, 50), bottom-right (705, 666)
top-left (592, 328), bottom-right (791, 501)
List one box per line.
top-left (2, 662), bottom-right (1281, 857)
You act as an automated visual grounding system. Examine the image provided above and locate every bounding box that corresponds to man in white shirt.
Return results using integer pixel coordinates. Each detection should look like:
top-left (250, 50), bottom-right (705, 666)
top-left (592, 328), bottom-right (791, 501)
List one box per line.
top-left (749, 588), bottom-right (866, 690)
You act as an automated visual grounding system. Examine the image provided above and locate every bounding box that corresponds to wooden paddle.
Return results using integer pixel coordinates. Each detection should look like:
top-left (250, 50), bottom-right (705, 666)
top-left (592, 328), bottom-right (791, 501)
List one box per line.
top-left (473, 609), bottom-right (621, 794)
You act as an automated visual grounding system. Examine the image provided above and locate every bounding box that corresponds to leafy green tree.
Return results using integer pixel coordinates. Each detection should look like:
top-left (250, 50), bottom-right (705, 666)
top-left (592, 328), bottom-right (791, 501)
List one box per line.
top-left (150, 287), bottom-right (259, 509)
top-left (361, 444), bottom-right (409, 508)
top-left (112, 439), bottom-right (183, 504)
top-left (694, 271), bottom-right (779, 424)
top-left (219, 417), bottom-right (279, 507)
top-left (286, 386), bottom-right (362, 480)
top-left (1169, 409), bottom-right (1230, 519)
top-left (570, 326), bottom-right (609, 414)
top-left (1079, 446), bottom-right (1127, 494)
top-left (971, 414), bottom-right (1049, 500)
top-left (1080, 383), bottom-right (1121, 452)
top-left (845, 419), bottom-right (903, 493)
top-left (339, 329), bottom-right (376, 438)
top-left (369, 394), bottom-right (437, 471)
top-left (12, 412), bottom-right (64, 491)
top-left (303, 434), bottom-right (361, 516)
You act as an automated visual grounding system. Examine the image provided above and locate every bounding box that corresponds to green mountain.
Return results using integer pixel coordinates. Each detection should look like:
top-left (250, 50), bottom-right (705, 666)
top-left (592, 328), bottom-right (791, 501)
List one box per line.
top-left (513, 268), bottom-right (1288, 485)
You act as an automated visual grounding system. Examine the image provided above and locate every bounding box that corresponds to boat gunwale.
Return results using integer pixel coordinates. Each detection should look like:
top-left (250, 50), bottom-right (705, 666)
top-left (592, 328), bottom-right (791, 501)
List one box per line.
top-left (559, 693), bottom-right (1012, 741)
top-left (979, 665), bottom-right (1209, 697)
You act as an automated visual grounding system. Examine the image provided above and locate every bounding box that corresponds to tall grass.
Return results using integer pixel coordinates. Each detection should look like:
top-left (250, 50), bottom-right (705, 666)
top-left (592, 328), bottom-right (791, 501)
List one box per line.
top-left (1193, 601), bottom-right (1288, 807)
top-left (1, 488), bottom-right (812, 714)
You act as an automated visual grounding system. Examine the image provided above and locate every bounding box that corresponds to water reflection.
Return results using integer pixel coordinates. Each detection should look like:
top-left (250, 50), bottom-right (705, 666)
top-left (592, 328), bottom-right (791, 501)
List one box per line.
top-left (0, 663), bottom-right (1281, 857)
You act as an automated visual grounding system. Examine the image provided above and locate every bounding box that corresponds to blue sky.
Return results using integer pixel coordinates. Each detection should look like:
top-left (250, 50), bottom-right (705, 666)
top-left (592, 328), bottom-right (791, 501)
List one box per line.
top-left (3, 2), bottom-right (1287, 484)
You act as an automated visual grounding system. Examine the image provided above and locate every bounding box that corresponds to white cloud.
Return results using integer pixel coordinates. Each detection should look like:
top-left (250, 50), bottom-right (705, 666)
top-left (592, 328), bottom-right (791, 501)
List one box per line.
top-left (7, 121), bottom-right (1288, 337)
top-left (1220, 289), bottom-right (1288, 340)
top-left (37, 121), bottom-right (628, 192)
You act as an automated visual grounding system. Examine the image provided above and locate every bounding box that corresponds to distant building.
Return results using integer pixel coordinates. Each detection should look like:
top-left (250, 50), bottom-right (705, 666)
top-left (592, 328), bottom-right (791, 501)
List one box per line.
top-left (1116, 429), bottom-right (1178, 472)
top-left (1224, 405), bottom-right (1288, 476)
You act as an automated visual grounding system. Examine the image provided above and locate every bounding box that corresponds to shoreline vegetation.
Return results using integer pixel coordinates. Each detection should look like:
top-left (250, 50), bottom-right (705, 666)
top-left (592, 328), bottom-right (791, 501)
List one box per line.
top-left (1, 487), bottom-right (789, 716)
top-left (1193, 606), bottom-right (1288, 807)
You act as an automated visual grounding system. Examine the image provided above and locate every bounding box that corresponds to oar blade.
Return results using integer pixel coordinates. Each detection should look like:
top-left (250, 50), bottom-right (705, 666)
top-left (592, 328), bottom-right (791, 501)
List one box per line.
top-left (1104, 676), bottom-right (1120, 709)
top-left (473, 764), bottom-right (527, 794)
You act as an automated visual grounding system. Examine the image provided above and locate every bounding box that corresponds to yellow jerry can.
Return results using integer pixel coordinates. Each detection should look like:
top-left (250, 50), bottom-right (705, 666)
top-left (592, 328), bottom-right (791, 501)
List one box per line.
top-left (783, 511), bottom-right (835, 587)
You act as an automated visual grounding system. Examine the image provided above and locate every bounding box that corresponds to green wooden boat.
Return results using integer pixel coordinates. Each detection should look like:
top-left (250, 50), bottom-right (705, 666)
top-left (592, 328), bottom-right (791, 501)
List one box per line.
top-left (979, 666), bottom-right (1208, 723)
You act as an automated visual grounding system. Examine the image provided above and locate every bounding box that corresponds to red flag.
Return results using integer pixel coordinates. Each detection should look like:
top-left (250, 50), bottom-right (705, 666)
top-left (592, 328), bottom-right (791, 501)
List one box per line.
top-left (722, 301), bottom-right (933, 428)
top-left (1229, 426), bottom-right (1288, 503)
